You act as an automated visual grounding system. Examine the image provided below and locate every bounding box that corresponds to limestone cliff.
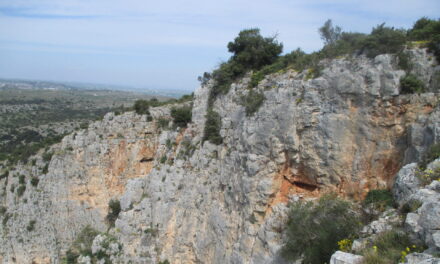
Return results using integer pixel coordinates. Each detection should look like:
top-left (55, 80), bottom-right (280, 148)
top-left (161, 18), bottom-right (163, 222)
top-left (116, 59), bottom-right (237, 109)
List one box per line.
top-left (0, 48), bottom-right (439, 263)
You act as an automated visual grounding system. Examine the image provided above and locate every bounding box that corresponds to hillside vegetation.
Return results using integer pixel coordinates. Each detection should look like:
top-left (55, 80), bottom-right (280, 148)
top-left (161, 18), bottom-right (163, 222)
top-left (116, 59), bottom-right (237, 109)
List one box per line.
top-left (200, 17), bottom-right (440, 144)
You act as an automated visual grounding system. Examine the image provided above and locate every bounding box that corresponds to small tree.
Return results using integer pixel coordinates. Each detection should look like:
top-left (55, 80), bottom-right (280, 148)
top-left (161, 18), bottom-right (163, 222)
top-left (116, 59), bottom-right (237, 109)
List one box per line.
top-left (106, 199), bottom-right (121, 227)
top-left (319, 19), bottom-right (342, 46)
top-left (227, 28), bottom-right (283, 70)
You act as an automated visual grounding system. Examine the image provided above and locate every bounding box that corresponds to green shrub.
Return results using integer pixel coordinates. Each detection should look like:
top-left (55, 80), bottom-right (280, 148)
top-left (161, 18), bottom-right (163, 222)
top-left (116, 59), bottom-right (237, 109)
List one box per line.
top-left (0, 170), bottom-right (9, 180)
top-left (397, 51), bottom-right (413, 72)
top-left (282, 194), bottom-right (361, 264)
top-left (227, 28), bottom-right (283, 72)
top-left (42, 151), bottom-right (53, 162)
top-left (203, 110), bottom-right (223, 145)
top-left (65, 249), bottom-right (79, 264)
top-left (157, 117), bottom-right (170, 130)
top-left (209, 28), bottom-right (283, 106)
top-left (42, 163), bottom-right (49, 174)
top-left (160, 155), bottom-right (167, 164)
top-left (177, 140), bottom-right (196, 160)
top-left (71, 226), bottom-right (99, 257)
top-left (2, 213), bottom-right (11, 226)
top-left (0, 206), bottom-right (6, 215)
top-left (30, 177), bottom-right (39, 187)
top-left (106, 199), bottom-right (121, 227)
top-left (240, 90), bottom-right (265, 116)
top-left (197, 72), bottom-right (212, 86)
top-left (401, 199), bottom-right (423, 214)
top-left (26, 220), bottom-right (36, 232)
top-left (409, 17), bottom-right (440, 41)
top-left (361, 229), bottom-right (420, 264)
top-left (320, 32), bottom-right (367, 58)
top-left (361, 24), bottom-right (407, 58)
top-left (416, 167), bottom-right (440, 186)
top-left (400, 74), bottom-right (425, 94)
top-left (19, 175), bottom-right (25, 184)
top-left (170, 105), bottom-right (192, 128)
top-left (133, 100), bottom-right (150, 115)
top-left (144, 227), bottom-right (158, 236)
top-left (17, 185), bottom-right (26, 197)
top-left (428, 34), bottom-right (440, 63)
top-left (79, 122), bottom-right (89, 129)
top-left (420, 142), bottom-right (440, 169)
top-left (319, 19), bottom-right (342, 46)
top-left (364, 189), bottom-right (394, 210)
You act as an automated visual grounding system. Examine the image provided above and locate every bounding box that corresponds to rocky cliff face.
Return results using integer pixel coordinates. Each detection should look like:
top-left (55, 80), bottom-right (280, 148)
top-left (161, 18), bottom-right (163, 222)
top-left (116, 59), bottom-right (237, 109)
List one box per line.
top-left (0, 48), bottom-right (439, 263)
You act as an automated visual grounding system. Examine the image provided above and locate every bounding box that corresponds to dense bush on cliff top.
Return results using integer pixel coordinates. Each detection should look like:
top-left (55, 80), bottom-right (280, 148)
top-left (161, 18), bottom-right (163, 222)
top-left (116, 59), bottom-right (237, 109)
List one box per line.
top-left (200, 17), bottom-right (439, 98)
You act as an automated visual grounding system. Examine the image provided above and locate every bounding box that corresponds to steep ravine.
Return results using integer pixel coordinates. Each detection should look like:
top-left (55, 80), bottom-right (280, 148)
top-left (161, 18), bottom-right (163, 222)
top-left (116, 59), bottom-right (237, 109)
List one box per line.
top-left (0, 48), bottom-right (439, 263)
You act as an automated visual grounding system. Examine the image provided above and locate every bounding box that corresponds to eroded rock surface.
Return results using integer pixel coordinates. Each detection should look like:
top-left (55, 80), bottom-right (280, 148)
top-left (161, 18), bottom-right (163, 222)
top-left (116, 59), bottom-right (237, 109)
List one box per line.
top-left (0, 48), bottom-right (439, 263)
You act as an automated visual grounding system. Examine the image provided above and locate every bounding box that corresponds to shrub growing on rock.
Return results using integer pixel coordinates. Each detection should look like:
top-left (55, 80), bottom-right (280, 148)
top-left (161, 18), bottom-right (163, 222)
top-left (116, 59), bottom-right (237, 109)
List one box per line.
top-left (170, 105), bottom-right (192, 128)
top-left (16, 185), bottom-right (26, 197)
top-left (360, 229), bottom-right (420, 264)
top-left (282, 194), bottom-right (361, 264)
top-left (240, 90), bottom-right (266, 116)
top-left (361, 24), bottom-right (407, 58)
top-left (363, 189), bottom-right (394, 210)
top-left (209, 28), bottom-right (283, 105)
top-left (400, 74), bottom-right (425, 94)
top-left (65, 226), bottom-right (99, 262)
top-left (106, 199), bottom-right (121, 227)
top-left (133, 100), bottom-right (150, 115)
top-left (203, 110), bottom-right (223, 145)
top-left (419, 142), bottom-right (440, 169)
top-left (30, 177), bottom-right (39, 187)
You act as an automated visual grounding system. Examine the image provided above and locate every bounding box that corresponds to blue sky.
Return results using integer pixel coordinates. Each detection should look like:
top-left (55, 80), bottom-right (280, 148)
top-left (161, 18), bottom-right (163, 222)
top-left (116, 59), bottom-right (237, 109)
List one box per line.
top-left (0, 0), bottom-right (439, 91)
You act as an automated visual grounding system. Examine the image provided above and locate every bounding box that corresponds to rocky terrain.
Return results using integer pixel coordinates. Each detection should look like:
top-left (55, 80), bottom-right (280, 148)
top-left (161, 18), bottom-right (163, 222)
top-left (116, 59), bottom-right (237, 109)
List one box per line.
top-left (0, 47), bottom-right (439, 263)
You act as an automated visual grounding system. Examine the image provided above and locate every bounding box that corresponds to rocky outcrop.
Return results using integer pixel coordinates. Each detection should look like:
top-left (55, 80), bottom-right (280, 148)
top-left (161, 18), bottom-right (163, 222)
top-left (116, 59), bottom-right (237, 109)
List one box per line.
top-left (329, 251), bottom-right (363, 264)
top-left (393, 158), bottom-right (440, 254)
top-left (0, 112), bottom-right (159, 263)
top-left (0, 48), bottom-right (439, 263)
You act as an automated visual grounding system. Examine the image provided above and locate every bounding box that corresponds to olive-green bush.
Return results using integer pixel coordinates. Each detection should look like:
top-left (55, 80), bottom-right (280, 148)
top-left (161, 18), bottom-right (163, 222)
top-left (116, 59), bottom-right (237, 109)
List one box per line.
top-left (171, 105), bottom-right (192, 128)
top-left (400, 74), bottom-right (425, 94)
top-left (203, 110), bottom-right (222, 145)
top-left (106, 199), bottom-right (121, 227)
top-left (282, 194), bottom-right (361, 264)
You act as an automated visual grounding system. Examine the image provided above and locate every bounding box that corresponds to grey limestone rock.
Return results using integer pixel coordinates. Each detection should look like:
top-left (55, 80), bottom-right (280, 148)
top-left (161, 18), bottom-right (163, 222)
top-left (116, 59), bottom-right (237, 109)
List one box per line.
top-left (0, 48), bottom-right (439, 263)
top-left (330, 251), bottom-right (363, 264)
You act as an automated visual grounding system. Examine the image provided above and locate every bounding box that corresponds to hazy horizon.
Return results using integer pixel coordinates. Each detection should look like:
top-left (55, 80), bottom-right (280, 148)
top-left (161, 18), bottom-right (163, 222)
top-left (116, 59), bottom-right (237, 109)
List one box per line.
top-left (1, 0), bottom-right (439, 91)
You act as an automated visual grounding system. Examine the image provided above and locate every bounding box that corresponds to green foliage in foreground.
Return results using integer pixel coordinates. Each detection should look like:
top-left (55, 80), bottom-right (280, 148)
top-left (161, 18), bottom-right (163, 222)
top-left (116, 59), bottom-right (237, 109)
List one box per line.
top-left (282, 194), bottom-right (361, 264)
top-left (361, 229), bottom-right (422, 264)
